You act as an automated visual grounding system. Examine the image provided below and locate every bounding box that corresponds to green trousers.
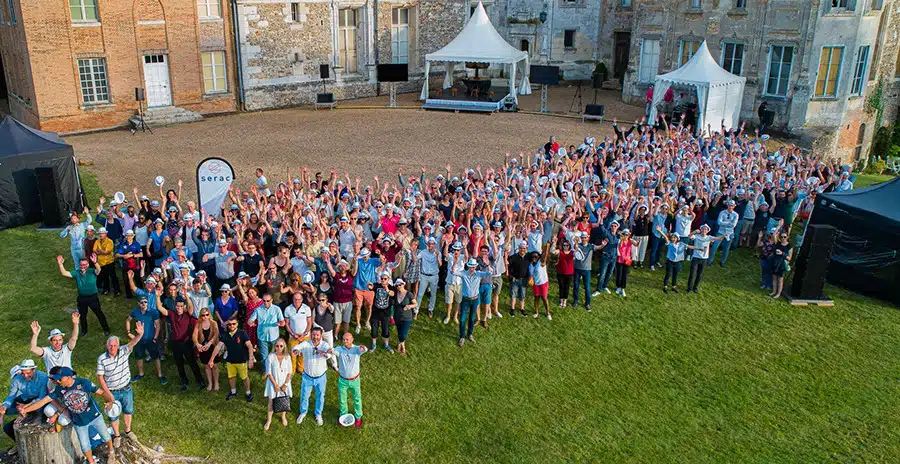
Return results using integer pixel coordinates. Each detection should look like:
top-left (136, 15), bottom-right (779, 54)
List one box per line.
top-left (338, 376), bottom-right (363, 419)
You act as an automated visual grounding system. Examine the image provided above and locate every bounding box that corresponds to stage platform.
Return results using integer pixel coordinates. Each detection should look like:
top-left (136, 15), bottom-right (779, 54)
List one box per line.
top-left (422, 87), bottom-right (509, 113)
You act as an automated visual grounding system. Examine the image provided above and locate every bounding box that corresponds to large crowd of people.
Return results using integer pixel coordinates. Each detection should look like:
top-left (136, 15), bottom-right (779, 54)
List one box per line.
top-left (3, 115), bottom-right (855, 462)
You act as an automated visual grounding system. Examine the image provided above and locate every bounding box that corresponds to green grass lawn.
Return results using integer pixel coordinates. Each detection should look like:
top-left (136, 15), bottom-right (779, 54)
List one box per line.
top-left (854, 173), bottom-right (895, 188)
top-left (1, 171), bottom-right (898, 463)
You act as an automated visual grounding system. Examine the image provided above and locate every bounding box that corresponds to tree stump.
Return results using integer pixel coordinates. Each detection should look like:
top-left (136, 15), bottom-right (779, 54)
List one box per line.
top-left (13, 419), bottom-right (83, 464)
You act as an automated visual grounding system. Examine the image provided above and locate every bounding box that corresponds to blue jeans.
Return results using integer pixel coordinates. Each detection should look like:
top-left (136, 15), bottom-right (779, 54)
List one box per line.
top-left (708, 236), bottom-right (731, 265)
top-left (459, 297), bottom-right (479, 339)
top-left (299, 373), bottom-right (326, 417)
top-left (75, 415), bottom-right (111, 452)
top-left (572, 269), bottom-right (591, 307)
top-left (649, 235), bottom-right (664, 267)
top-left (596, 257), bottom-right (615, 291)
top-left (258, 339), bottom-right (275, 364)
top-left (416, 274), bottom-right (439, 312)
top-left (760, 258), bottom-right (773, 289)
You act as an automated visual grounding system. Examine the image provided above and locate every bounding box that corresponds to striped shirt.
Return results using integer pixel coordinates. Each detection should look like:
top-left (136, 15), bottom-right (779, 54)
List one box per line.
top-left (96, 345), bottom-right (133, 391)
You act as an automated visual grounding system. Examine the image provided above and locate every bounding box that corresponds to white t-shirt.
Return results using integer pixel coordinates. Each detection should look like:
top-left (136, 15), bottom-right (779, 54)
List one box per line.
top-left (284, 303), bottom-right (312, 336)
top-left (42, 345), bottom-right (73, 371)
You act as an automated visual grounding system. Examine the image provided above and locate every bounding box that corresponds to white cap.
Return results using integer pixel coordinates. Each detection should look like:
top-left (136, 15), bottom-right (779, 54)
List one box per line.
top-left (48, 329), bottom-right (65, 340)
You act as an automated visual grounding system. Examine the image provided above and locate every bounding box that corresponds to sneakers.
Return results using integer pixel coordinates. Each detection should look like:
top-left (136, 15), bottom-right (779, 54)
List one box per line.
top-left (615, 288), bottom-right (621, 295)
top-left (369, 344), bottom-right (377, 352)
top-left (226, 391), bottom-right (237, 401)
top-left (620, 289), bottom-right (627, 298)
top-left (672, 287), bottom-right (680, 293)
top-left (364, 322), bottom-right (371, 330)
top-left (355, 325), bottom-right (360, 335)
top-left (532, 313), bottom-right (539, 319)
top-left (509, 310), bottom-right (516, 317)
top-left (315, 416), bottom-right (323, 426)
top-left (246, 392), bottom-right (253, 402)
top-left (124, 430), bottom-right (137, 441)
top-left (591, 291), bottom-right (601, 297)
top-left (442, 317), bottom-right (450, 325)
top-left (519, 310), bottom-right (527, 317)
top-left (354, 418), bottom-right (362, 428)
top-left (159, 376), bottom-right (168, 386)
top-left (586, 306), bottom-right (592, 312)
top-left (546, 314), bottom-right (553, 321)
top-left (384, 344), bottom-right (393, 354)
top-left (113, 435), bottom-right (121, 448)
top-left (650, 266), bottom-right (656, 271)
top-left (663, 286), bottom-right (669, 293)
top-left (494, 312), bottom-right (503, 319)
top-left (131, 374), bottom-right (144, 383)
top-left (296, 413), bottom-right (306, 424)
top-left (486, 312), bottom-right (492, 320)
top-left (458, 338), bottom-right (465, 347)
top-left (466, 336), bottom-right (476, 344)
top-left (604, 288), bottom-right (611, 294)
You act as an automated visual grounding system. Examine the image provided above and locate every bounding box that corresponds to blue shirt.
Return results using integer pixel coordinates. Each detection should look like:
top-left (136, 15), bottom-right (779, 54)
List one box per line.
top-left (3, 371), bottom-right (50, 410)
top-left (601, 229), bottom-right (620, 259)
top-left (354, 257), bottom-right (382, 290)
top-left (675, 214), bottom-right (693, 237)
top-left (214, 296), bottom-right (240, 323)
top-left (418, 249), bottom-right (440, 276)
top-left (250, 304), bottom-right (284, 342)
top-left (666, 242), bottom-right (688, 262)
top-left (51, 377), bottom-right (102, 427)
top-left (716, 209), bottom-right (739, 240)
top-left (652, 212), bottom-right (668, 238)
top-left (459, 270), bottom-right (490, 299)
top-left (134, 288), bottom-right (159, 314)
top-left (691, 235), bottom-right (714, 259)
top-left (129, 307), bottom-right (159, 340)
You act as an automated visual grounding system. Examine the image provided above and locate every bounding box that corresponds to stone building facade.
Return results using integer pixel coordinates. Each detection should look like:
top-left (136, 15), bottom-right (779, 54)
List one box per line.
top-left (621, 0), bottom-right (900, 163)
top-left (0, 0), bottom-right (239, 133)
top-left (235, 0), bottom-right (467, 110)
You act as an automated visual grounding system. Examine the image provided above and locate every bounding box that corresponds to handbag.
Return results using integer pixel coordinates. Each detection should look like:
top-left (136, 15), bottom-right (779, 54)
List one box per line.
top-left (272, 392), bottom-right (291, 413)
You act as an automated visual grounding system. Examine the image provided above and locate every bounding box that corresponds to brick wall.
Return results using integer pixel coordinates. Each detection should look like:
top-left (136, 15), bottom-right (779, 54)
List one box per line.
top-left (0, 0), bottom-right (237, 133)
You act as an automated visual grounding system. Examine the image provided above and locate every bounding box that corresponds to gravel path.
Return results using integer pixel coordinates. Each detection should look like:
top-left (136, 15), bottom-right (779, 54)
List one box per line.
top-left (68, 87), bottom-right (642, 200)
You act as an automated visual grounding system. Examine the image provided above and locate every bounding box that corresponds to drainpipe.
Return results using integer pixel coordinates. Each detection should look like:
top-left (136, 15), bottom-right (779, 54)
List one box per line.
top-left (374, 0), bottom-right (380, 96)
top-left (231, 0), bottom-right (246, 111)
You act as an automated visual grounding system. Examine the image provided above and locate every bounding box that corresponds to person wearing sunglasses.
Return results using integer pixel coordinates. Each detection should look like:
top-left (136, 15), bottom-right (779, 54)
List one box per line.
top-left (248, 293), bottom-right (285, 367)
top-left (210, 318), bottom-right (255, 402)
top-left (192, 308), bottom-right (220, 391)
top-left (263, 338), bottom-right (292, 431)
top-left (770, 233), bottom-right (793, 300)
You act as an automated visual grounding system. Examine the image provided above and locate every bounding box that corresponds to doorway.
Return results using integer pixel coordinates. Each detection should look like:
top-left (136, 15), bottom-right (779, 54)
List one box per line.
top-left (520, 39), bottom-right (530, 53)
top-left (614, 32), bottom-right (631, 82)
top-left (143, 54), bottom-right (172, 107)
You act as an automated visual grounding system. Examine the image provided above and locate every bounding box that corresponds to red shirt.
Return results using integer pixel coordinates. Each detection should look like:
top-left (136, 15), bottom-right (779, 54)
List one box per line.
top-left (166, 310), bottom-right (196, 342)
top-left (556, 250), bottom-right (574, 275)
top-left (333, 273), bottom-right (354, 303)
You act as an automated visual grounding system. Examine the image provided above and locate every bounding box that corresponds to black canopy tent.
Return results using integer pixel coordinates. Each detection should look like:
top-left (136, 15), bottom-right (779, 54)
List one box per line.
top-left (808, 178), bottom-right (900, 305)
top-left (0, 117), bottom-right (84, 229)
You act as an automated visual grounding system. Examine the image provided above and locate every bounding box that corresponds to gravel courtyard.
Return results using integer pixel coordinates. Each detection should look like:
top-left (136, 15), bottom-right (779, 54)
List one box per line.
top-left (68, 87), bottom-right (642, 196)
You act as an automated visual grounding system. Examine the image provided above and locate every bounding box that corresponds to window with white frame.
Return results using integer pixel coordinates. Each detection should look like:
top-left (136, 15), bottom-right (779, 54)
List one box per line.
top-left (201, 51), bottom-right (227, 94)
top-left (639, 39), bottom-right (661, 83)
top-left (765, 45), bottom-right (793, 96)
top-left (290, 3), bottom-right (301, 22)
top-left (815, 46), bottom-right (843, 97)
top-left (722, 42), bottom-right (744, 75)
top-left (69, 0), bottom-right (98, 21)
top-left (679, 40), bottom-right (700, 65)
top-left (197, 0), bottom-right (221, 19)
top-left (77, 58), bottom-right (109, 104)
top-left (391, 8), bottom-right (409, 64)
top-left (851, 45), bottom-right (869, 95)
top-left (338, 9), bottom-right (358, 73)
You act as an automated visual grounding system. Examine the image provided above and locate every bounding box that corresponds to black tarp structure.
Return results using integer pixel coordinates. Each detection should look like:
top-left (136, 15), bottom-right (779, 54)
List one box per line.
top-left (0, 116), bottom-right (84, 229)
top-left (809, 178), bottom-right (900, 305)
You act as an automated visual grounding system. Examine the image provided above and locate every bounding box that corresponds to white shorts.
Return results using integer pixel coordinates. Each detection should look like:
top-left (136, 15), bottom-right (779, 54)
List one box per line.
top-left (445, 284), bottom-right (462, 305)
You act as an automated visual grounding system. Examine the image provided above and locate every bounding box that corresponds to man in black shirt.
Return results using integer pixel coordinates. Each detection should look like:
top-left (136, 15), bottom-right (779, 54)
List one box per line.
top-left (211, 318), bottom-right (255, 402)
top-left (507, 242), bottom-right (530, 317)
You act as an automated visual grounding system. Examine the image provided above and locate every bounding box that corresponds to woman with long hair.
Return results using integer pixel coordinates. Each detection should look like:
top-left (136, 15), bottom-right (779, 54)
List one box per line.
top-left (553, 237), bottom-right (574, 308)
top-left (263, 338), bottom-right (292, 430)
top-left (193, 308), bottom-right (220, 391)
top-left (392, 278), bottom-right (416, 355)
top-left (614, 229), bottom-right (640, 297)
top-left (239, 286), bottom-right (264, 351)
top-left (770, 232), bottom-right (793, 299)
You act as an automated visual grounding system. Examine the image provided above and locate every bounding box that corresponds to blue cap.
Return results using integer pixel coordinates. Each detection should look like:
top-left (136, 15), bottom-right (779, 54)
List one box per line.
top-left (52, 366), bottom-right (76, 381)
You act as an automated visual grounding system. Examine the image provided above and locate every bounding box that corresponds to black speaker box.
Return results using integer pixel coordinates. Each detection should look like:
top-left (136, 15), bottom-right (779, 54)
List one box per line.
top-left (585, 104), bottom-right (604, 116)
top-left (35, 166), bottom-right (67, 228)
top-left (592, 73), bottom-right (604, 89)
top-left (317, 93), bottom-right (335, 103)
top-left (790, 224), bottom-right (836, 300)
top-left (530, 65), bottom-right (560, 85)
top-left (376, 64), bottom-right (409, 82)
top-left (320, 64), bottom-right (330, 79)
top-left (135, 87), bottom-right (145, 101)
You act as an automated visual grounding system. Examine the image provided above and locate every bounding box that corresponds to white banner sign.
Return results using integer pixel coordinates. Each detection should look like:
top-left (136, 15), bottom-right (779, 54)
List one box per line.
top-left (196, 157), bottom-right (235, 220)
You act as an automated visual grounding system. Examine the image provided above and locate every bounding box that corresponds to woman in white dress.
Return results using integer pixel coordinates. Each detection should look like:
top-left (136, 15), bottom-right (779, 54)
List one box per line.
top-left (263, 338), bottom-right (292, 430)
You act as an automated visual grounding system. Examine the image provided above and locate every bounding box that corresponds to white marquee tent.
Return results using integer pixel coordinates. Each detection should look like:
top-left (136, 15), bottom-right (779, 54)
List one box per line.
top-left (648, 41), bottom-right (746, 132)
top-left (419, 2), bottom-right (531, 103)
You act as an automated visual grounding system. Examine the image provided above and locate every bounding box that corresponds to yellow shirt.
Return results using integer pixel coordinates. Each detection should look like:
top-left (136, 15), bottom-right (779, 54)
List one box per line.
top-left (93, 238), bottom-right (115, 266)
